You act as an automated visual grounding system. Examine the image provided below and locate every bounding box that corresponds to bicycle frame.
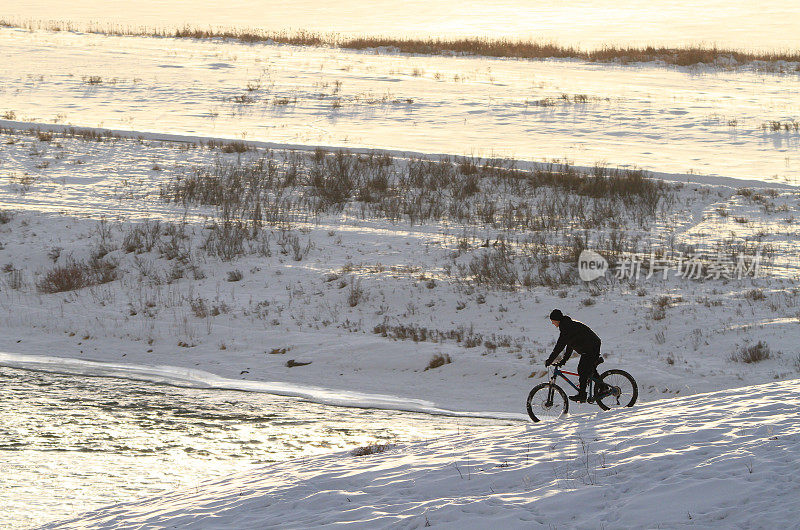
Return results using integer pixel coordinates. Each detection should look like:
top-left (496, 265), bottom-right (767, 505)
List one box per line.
top-left (550, 366), bottom-right (601, 396)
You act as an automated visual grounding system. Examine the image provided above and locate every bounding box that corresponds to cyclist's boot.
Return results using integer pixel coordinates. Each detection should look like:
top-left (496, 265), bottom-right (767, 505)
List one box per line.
top-left (587, 383), bottom-right (610, 403)
top-left (569, 391), bottom-right (587, 403)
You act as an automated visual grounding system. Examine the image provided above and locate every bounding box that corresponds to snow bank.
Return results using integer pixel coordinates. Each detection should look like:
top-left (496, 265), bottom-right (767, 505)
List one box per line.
top-left (3, 119), bottom-right (795, 192)
top-left (50, 379), bottom-right (800, 528)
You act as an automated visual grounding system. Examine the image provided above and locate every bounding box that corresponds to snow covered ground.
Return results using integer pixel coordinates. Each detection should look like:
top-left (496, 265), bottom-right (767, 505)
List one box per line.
top-left (48, 379), bottom-right (800, 528)
top-left (1, 14), bottom-right (799, 527)
top-left (0, 126), bottom-right (798, 416)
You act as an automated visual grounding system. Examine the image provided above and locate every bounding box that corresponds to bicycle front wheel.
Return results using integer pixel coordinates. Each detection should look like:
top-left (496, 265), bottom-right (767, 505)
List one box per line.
top-left (596, 369), bottom-right (638, 411)
top-left (526, 383), bottom-right (568, 422)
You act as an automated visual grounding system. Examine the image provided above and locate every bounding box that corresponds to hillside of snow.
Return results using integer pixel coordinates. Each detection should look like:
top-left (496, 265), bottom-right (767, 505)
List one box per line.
top-left (49, 379), bottom-right (800, 528)
top-left (0, 125), bottom-right (798, 416)
top-left (1, 16), bottom-right (799, 527)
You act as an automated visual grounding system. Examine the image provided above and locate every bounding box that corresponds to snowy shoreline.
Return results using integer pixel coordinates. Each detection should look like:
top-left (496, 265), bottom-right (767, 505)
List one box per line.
top-left (3, 119), bottom-right (797, 192)
top-left (0, 351), bottom-right (527, 421)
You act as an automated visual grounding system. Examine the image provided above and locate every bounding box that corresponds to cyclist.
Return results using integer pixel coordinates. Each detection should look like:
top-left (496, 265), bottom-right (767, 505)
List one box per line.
top-left (544, 309), bottom-right (605, 403)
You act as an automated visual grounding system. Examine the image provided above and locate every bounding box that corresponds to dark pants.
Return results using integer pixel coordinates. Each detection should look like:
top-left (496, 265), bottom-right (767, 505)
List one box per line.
top-left (577, 341), bottom-right (601, 394)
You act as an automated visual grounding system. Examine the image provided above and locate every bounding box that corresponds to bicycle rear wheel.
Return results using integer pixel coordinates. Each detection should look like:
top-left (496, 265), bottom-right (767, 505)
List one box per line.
top-left (526, 383), bottom-right (568, 422)
top-left (596, 369), bottom-right (638, 411)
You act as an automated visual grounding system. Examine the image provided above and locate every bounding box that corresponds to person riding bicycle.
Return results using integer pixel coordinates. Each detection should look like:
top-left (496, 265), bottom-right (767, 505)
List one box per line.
top-left (544, 309), bottom-right (606, 403)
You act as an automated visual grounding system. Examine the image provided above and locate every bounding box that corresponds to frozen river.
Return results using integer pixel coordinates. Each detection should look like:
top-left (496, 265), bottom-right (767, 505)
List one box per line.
top-left (2, 27), bottom-right (799, 184)
top-left (0, 366), bottom-right (506, 528)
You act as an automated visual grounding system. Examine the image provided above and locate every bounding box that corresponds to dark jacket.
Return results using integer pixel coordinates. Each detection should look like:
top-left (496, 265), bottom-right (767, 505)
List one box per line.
top-left (546, 316), bottom-right (601, 365)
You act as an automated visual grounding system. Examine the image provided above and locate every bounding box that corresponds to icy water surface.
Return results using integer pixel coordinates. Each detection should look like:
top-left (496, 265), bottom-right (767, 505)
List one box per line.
top-left (0, 366), bottom-right (506, 528)
top-left (4, 1), bottom-right (800, 50)
top-left (3, 27), bottom-right (799, 184)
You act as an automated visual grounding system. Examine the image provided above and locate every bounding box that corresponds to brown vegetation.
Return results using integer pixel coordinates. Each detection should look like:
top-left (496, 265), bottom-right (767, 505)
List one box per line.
top-left (424, 353), bottom-right (452, 370)
top-left (730, 341), bottom-right (772, 363)
top-left (3, 19), bottom-right (798, 68)
top-left (157, 149), bottom-right (670, 285)
top-left (37, 258), bottom-right (118, 293)
top-left (161, 151), bottom-right (671, 233)
top-left (351, 443), bottom-right (394, 456)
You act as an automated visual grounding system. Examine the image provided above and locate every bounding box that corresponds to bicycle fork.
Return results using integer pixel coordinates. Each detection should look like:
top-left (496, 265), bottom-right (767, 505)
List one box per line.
top-left (545, 376), bottom-right (558, 407)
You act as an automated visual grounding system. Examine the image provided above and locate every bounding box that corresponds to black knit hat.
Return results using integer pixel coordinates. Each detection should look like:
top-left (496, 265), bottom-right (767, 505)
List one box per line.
top-left (549, 309), bottom-right (564, 321)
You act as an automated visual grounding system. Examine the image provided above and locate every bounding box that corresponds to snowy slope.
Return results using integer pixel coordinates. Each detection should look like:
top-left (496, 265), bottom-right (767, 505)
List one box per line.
top-left (1, 124), bottom-right (799, 417)
top-left (50, 379), bottom-right (800, 529)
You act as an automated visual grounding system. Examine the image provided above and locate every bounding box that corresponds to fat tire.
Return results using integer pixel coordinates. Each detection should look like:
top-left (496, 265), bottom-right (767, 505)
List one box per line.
top-left (526, 383), bottom-right (568, 422)
top-left (596, 369), bottom-right (638, 411)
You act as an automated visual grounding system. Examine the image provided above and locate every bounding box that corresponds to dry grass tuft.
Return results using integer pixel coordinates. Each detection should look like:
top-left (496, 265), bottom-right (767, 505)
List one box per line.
top-left (37, 258), bottom-right (118, 294)
top-left (219, 141), bottom-right (250, 153)
top-left (424, 353), bottom-right (452, 370)
top-left (351, 443), bottom-right (394, 457)
top-left (731, 341), bottom-right (772, 363)
top-left (744, 288), bottom-right (766, 302)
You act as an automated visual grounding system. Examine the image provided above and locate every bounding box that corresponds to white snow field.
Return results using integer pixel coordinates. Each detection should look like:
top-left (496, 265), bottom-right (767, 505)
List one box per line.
top-left (0, 125), bottom-right (798, 415)
top-left (1, 7), bottom-right (800, 526)
top-left (48, 379), bottom-right (800, 529)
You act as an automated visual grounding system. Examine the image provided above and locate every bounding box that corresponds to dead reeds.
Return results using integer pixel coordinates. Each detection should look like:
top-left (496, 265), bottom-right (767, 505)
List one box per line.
top-left (36, 258), bottom-right (118, 293)
top-left (4, 18), bottom-right (798, 68)
top-left (160, 150), bottom-right (672, 235)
